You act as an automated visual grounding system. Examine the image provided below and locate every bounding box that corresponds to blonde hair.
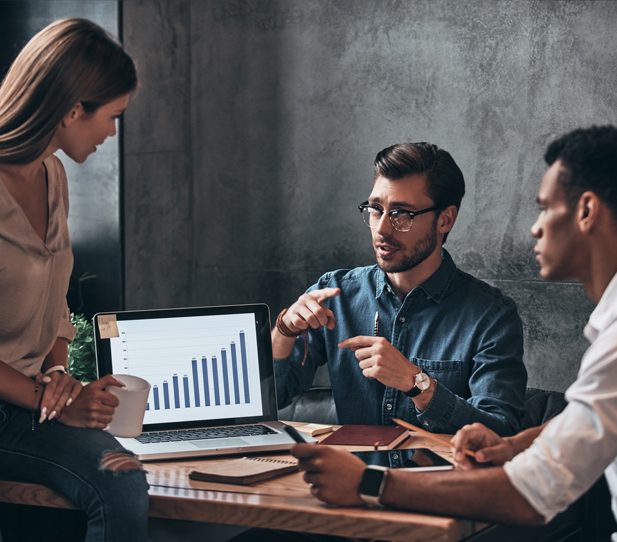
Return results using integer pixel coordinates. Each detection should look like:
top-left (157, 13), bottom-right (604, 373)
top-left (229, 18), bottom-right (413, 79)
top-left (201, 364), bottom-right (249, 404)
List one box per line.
top-left (0, 18), bottom-right (137, 164)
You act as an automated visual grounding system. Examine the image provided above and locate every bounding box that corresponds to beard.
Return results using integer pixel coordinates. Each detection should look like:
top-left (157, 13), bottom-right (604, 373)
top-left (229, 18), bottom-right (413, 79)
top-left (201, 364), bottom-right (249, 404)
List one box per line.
top-left (374, 221), bottom-right (438, 274)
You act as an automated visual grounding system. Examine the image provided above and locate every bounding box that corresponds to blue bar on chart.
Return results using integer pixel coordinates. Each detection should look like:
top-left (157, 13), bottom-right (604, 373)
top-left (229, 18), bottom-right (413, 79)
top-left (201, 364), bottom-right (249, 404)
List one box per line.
top-left (239, 331), bottom-right (250, 402)
top-left (212, 356), bottom-right (221, 405)
top-left (191, 358), bottom-right (201, 407)
top-left (172, 374), bottom-right (180, 408)
top-left (221, 349), bottom-right (231, 404)
top-left (201, 357), bottom-right (211, 406)
top-left (153, 385), bottom-right (160, 410)
top-left (149, 330), bottom-right (252, 411)
top-left (230, 342), bottom-right (241, 404)
top-left (183, 375), bottom-right (190, 407)
top-left (163, 381), bottom-right (170, 409)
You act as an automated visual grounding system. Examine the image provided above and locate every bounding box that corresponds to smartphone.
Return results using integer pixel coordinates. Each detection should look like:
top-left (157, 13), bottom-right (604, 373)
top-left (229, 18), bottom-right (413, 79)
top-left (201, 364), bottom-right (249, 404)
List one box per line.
top-left (283, 423), bottom-right (312, 443)
top-left (352, 448), bottom-right (453, 471)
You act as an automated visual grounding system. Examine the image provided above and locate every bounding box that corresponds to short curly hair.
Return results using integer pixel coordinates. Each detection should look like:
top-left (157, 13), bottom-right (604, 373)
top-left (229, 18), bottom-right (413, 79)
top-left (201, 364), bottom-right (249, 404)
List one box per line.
top-left (544, 125), bottom-right (617, 220)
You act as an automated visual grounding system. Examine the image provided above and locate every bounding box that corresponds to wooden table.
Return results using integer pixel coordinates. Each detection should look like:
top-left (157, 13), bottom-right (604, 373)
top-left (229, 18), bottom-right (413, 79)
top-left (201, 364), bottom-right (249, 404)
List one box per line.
top-left (0, 431), bottom-right (497, 542)
top-left (0, 434), bottom-right (587, 542)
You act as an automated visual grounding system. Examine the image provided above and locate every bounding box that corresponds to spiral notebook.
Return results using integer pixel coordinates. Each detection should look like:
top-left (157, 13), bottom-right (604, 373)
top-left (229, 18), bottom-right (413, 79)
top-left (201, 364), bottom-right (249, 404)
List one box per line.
top-left (189, 456), bottom-right (299, 485)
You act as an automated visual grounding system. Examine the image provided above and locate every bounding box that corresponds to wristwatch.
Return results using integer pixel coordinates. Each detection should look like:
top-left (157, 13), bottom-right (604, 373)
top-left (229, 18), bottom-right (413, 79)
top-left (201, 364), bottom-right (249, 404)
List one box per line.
top-left (404, 369), bottom-right (431, 398)
top-left (358, 465), bottom-right (389, 506)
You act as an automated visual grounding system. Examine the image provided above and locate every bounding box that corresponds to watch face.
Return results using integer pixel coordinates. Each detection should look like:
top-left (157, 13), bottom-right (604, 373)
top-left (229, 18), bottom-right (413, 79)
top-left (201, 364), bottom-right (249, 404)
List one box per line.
top-left (359, 466), bottom-right (386, 497)
top-left (415, 371), bottom-right (431, 391)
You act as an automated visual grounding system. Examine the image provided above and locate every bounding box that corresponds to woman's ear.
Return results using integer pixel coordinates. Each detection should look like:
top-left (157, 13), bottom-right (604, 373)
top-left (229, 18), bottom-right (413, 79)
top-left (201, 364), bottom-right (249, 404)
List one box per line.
top-left (61, 102), bottom-right (85, 127)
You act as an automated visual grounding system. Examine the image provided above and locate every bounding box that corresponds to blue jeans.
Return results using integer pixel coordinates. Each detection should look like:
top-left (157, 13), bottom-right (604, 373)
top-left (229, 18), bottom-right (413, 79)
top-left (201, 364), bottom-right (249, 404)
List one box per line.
top-left (0, 400), bottom-right (149, 542)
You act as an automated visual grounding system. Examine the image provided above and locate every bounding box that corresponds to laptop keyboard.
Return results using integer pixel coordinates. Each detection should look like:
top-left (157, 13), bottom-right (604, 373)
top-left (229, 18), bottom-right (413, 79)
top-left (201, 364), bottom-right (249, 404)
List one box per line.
top-left (136, 424), bottom-right (277, 444)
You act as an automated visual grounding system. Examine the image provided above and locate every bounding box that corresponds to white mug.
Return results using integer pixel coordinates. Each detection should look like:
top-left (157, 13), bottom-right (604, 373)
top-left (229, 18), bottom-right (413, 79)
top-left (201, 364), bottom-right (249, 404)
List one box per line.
top-left (106, 374), bottom-right (151, 438)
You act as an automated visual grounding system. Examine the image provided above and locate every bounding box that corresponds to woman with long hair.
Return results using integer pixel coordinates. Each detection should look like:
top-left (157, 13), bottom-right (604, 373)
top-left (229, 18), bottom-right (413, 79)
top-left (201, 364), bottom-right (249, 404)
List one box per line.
top-left (0, 18), bottom-right (148, 541)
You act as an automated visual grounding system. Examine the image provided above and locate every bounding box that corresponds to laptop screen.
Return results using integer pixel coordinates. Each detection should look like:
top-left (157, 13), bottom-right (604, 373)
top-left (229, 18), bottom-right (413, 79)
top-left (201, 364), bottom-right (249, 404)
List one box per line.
top-left (94, 304), bottom-right (278, 431)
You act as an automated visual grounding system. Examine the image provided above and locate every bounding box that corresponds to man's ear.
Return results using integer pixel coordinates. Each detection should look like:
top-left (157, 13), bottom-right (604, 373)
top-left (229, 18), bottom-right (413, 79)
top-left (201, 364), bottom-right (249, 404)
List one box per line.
top-left (438, 205), bottom-right (458, 234)
top-left (577, 191), bottom-right (600, 233)
top-left (61, 102), bottom-right (85, 127)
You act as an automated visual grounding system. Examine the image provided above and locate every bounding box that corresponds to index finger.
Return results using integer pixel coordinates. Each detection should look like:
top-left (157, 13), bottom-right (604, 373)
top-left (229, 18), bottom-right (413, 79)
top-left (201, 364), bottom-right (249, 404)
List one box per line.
top-left (338, 335), bottom-right (377, 350)
top-left (91, 374), bottom-right (125, 390)
top-left (312, 287), bottom-right (341, 303)
top-left (290, 442), bottom-right (320, 460)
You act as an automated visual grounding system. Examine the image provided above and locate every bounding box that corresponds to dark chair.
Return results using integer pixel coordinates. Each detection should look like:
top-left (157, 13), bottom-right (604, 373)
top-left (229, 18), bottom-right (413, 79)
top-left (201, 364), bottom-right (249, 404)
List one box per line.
top-left (522, 387), bottom-right (568, 428)
top-left (277, 366), bottom-right (337, 424)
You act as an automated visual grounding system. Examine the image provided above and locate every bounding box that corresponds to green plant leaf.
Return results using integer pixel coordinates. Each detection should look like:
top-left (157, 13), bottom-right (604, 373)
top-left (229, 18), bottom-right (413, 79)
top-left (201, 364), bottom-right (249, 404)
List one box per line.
top-left (68, 313), bottom-right (97, 382)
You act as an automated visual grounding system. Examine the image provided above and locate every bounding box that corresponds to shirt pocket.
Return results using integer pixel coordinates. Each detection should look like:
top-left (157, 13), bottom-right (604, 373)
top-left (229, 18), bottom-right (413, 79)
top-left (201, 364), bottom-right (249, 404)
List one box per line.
top-left (411, 358), bottom-right (467, 397)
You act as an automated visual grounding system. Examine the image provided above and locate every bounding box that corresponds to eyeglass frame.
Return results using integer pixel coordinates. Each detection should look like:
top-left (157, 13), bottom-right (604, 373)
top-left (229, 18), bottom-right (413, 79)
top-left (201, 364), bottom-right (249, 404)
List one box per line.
top-left (357, 201), bottom-right (440, 232)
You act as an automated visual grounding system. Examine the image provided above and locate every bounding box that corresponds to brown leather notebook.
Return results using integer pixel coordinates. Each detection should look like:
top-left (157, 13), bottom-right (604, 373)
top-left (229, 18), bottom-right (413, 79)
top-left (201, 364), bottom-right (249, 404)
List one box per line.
top-left (189, 457), bottom-right (299, 485)
top-left (319, 425), bottom-right (409, 449)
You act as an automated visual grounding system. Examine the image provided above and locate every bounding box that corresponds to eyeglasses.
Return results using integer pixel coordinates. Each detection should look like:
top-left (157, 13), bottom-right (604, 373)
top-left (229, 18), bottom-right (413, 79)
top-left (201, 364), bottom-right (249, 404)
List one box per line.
top-left (358, 201), bottom-right (439, 232)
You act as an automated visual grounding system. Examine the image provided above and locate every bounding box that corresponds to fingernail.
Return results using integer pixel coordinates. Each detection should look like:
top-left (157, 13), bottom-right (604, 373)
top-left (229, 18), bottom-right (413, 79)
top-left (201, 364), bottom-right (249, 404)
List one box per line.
top-left (48, 410), bottom-right (57, 421)
top-left (39, 407), bottom-right (47, 423)
top-left (66, 398), bottom-right (73, 407)
top-left (42, 376), bottom-right (51, 384)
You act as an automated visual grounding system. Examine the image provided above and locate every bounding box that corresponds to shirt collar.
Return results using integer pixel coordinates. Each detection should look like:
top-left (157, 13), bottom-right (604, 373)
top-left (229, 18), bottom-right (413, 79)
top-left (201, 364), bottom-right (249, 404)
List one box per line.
top-left (374, 249), bottom-right (457, 302)
top-left (584, 271), bottom-right (617, 342)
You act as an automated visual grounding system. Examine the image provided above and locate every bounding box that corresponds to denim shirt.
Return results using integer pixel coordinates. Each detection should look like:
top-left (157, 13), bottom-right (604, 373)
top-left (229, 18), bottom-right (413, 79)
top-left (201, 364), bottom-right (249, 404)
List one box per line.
top-left (274, 250), bottom-right (527, 435)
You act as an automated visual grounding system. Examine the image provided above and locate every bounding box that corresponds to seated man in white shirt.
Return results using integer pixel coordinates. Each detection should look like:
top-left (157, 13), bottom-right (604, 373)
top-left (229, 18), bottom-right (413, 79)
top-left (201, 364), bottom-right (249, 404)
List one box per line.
top-left (291, 125), bottom-right (617, 538)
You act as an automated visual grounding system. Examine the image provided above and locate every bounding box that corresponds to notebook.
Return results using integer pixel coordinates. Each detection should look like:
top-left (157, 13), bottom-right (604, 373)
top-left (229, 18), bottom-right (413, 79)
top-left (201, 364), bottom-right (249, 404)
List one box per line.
top-left (319, 424), bottom-right (409, 449)
top-left (94, 304), bottom-right (312, 461)
top-left (188, 456), bottom-right (299, 485)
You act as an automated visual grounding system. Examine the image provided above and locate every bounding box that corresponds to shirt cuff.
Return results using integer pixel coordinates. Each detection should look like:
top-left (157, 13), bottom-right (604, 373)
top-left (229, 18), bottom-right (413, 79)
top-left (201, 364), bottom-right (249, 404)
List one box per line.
top-left (414, 380), bottom-right (457, 431)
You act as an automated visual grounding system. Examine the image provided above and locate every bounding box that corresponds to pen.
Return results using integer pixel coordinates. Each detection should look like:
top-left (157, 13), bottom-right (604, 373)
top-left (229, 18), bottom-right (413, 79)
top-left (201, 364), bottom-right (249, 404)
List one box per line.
top-left (373, 311), bottom-right (380, 336)
top-left (283, 423), bottom-right (310, 444)
top-left (391, 417), bottom-right (478, 459)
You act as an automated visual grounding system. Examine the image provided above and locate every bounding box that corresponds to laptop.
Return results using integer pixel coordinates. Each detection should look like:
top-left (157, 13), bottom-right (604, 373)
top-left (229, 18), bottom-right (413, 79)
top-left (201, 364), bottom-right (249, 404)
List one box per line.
top-left (94, 303), bottom-right (311, 461)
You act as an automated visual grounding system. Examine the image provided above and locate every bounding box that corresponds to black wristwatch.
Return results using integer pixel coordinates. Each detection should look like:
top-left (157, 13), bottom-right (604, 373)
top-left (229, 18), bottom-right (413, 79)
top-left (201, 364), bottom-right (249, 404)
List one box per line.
top-left (358, 465), bottom-right (389, 506)
top-left (403, 369), bottom-right (431, 398)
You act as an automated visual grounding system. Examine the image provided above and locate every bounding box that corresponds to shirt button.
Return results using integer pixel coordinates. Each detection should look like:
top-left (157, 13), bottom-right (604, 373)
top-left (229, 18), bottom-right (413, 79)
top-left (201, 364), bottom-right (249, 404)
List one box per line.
top-left (399, 316), bottom-right (406, 323)
top-left (385, 403), bottom-right (393, 411)
top-left (423, 421), bottom-right (430, 428)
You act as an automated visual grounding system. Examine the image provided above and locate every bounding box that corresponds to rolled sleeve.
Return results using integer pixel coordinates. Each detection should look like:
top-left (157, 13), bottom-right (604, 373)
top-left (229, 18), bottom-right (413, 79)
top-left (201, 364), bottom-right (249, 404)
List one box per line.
top-left (505, 386), bottom-right (617, 522)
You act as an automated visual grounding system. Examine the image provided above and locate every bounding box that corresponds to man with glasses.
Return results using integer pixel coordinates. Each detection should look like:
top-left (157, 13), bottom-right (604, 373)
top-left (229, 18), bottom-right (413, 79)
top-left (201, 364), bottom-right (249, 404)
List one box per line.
top-left (273, 142), bottom-right (527, 435)
top-left (291, 127), bottom-right (617, 538)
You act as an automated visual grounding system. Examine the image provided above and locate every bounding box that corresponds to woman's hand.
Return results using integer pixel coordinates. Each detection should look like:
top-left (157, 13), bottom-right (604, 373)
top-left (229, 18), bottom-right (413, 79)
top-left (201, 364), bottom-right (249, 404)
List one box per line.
top-left (57, 375), bottom-right (124, 429)
top-left (35, 371), bottom-right (83, 423)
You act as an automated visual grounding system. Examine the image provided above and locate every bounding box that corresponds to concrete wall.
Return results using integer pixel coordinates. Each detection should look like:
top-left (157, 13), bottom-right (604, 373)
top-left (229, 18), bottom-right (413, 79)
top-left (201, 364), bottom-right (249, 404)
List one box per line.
top-left (123, 0), bottom-right (617, 392)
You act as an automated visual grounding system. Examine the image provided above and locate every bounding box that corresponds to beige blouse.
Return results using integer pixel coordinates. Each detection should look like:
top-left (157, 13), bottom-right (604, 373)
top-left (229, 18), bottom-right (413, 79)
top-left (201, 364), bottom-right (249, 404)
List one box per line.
top-left (0, 154), bottom-right (75, 377)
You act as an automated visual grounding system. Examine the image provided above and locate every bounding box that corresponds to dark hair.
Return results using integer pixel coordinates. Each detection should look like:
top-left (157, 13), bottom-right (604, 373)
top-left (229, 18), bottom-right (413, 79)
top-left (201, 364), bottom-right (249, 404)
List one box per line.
top-left (544, 125), bottom-right (617, 219)
top-left (0, 18), bottom-right (138, 164)
top-left (374, 142), bottom-right (465, 210)
top-left (373, 142), bottom-right (465, 242)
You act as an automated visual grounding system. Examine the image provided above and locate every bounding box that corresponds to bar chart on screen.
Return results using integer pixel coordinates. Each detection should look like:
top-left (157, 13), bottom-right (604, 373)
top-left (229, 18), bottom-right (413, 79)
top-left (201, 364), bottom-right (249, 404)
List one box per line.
top-left (108, 312), bottom-right (264, 424)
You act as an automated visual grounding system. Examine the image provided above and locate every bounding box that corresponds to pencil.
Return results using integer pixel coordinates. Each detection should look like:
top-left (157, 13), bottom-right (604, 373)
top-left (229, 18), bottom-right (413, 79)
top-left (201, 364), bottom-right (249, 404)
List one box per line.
top-left (391, 417), bottom-right (478, 459)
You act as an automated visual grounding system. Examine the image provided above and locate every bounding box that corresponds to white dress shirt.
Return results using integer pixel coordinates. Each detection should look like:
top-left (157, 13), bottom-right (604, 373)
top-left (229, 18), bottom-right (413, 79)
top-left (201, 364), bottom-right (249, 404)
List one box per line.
top-left (504, 272), bottom-right (617, 540)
